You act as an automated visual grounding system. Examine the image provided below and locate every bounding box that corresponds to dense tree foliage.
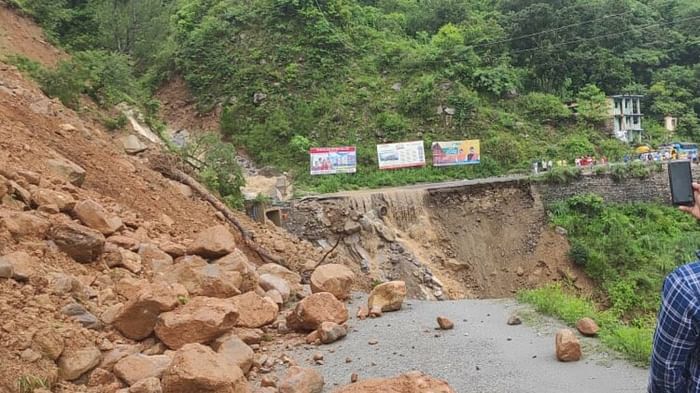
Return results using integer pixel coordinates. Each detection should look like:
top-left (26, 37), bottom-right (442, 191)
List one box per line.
top-left (7, 0), bottom-right (700, 191)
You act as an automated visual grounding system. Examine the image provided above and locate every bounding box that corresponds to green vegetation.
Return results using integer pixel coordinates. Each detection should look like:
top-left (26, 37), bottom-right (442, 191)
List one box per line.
top-left (7, 0), bottom-right (699, 193)
top-left (521, 195), bottom-right (700, 364)
top-left (519, 285), bottom-right (652, 365)
top-left (17, 375), bottom-right (50, 393)
top-left (179, 133), bottom-right (246, 208)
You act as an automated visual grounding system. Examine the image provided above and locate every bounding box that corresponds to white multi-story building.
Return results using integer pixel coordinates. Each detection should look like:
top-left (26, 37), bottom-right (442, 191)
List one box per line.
top-left (607, 95), bottom-right (643, 143)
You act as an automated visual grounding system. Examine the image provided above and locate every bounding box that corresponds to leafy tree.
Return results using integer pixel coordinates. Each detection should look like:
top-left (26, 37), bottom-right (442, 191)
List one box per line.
top-left (519, 92), bottom-right (571, 123)
top-left (576, 84), bottom-right (608, 126)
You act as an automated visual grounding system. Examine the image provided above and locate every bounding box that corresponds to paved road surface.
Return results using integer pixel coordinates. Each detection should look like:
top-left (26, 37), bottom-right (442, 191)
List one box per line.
top-left (289, 294), bottom-right (648, 393)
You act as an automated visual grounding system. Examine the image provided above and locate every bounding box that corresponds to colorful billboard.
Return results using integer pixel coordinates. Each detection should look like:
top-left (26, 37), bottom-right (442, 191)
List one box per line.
top-left (431, 140), bottom-right (480, 166)
top-left (377, 141), bottom-right (426, 170)
top-left (310, 146), bottom-right (357, 175)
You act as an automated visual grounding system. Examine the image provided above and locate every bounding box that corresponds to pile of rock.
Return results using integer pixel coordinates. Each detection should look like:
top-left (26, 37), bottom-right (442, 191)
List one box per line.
top-left (0, 163), bottom-right (342, 392)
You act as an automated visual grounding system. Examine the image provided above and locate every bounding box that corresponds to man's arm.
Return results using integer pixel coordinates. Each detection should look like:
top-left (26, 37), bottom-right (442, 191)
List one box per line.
top-left (649, 270), bottom-right (700, 392)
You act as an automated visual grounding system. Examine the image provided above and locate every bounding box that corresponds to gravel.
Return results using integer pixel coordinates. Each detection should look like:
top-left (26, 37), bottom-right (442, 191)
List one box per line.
top-left (289, 294), bottom-right (648, 393)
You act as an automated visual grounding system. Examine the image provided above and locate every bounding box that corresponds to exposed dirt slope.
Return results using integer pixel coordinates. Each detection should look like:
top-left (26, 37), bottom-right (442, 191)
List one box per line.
top-left (0, 3), bottom-right (66, 66)
top-left (0, 11), bottom-right (350, 391)
top-left (288, 181), bottom-right (595, 300)
top-left (156, 75), bottom-right (221, 133)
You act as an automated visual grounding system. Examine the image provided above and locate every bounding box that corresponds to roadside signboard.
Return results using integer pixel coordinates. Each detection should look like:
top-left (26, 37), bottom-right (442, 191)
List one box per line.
top-left (376, 141), bottom-right (426, 170)
top-left (310, 146), bottom-right (357, 175)
top-left (431, 140), bottom-right (480, 166)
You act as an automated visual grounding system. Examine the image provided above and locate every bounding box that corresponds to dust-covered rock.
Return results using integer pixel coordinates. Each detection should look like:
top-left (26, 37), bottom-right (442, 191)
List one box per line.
top-left (50, 221), bottom-right (106, 262)
top-left (161, 343), bottom-right (248, 393)
top-left (58, 345), bottom-right (102, 381)
top-left (259, 274), bottom-right (291, 302)
top-left (258, 263), bottom-right (302, 294)
top-left (139, 243), bottom-right (174, 274)
top-left (436, 316), bottom-right (453, 330)
top-left (31, 188), bottom-right (76, 212)
top-left (318, 321), bottom-right (347, 344)
top-left (160, 255), bottom-right (242, 298)
top-left (215, 250), bottom-right (259, 292)
top-left (113, 354), bottom-right (171, 386)
top-left (278, 366), bottom-right (324, 393)
top-left (576, 317), bottom-right (599, 337)
top-left (287, 292), bottom-right (348, 332)
top-left (32, 327), bottom-right (65, 360)
top-left (230, 291), bottom-right (278, 328)
top-left (112, 281), bottom-right (181, 340)
top-left (47, 157), bottom-right (86, 186)
top-left (212, 334), bottom-right (254, 374)
top-left (155, 296), bottom-right (239, 349)
top-left (555, 329), bottom-right (581, 362)
top-left (1, 211), bottom-right (50, 239)
top-left (187, 224), bottom-right (237, 258)
top-left (74, 199), bottom-right (124, 235)
top-left (105, 247), bottom-right (143, 274)
top-left (310, 264), bottom-right (355, 300)
top-left (332, 371), bottom-right (456, 393)
top-left (0, 250), bottom-right (37, 281)
top-left (129, 377), bottom-right (162, 393)
top-left (368, 281), bottom-right (406, 312)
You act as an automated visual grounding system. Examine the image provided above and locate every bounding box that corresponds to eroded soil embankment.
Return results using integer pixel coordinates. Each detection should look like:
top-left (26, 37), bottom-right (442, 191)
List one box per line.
top-left (288, 181), bottom-right (594, 299)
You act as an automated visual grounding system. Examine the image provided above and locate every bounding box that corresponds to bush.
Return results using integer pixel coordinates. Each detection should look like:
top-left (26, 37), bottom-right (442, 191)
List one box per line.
top-left (540, 166), bottom-right (582, 184)
top-left (569, 241), bottom-right (590, 266)
top-left (182, 133), bottom-right (245, 209)
top-left (103, 114), bottom-right (128, 130)
top-left (39, 50), bottom-right (140, 109)
top-left (519, 92), bottom-right (571, 124)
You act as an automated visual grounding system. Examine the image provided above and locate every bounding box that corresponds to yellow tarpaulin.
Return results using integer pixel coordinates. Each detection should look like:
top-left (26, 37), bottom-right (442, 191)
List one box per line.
top-left (635, 145), bottom-right (651, 154)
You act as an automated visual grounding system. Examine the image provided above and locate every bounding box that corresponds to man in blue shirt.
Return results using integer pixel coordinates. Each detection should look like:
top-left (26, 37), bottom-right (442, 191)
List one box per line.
top-left (649, 183), bottom-right (700, 392)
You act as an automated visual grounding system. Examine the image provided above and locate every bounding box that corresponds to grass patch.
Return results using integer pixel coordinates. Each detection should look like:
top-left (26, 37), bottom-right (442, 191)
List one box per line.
top-left (17, 375), bottom-right (50, 393)
top-left (519, 285), bottom-right (653, 365)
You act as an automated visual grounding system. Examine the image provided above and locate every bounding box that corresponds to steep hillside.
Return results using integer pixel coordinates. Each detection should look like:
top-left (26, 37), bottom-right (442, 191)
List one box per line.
top-left (7, 0), bottom-right (700, 195)
top-left (0, 8), bottom-right (365, 392)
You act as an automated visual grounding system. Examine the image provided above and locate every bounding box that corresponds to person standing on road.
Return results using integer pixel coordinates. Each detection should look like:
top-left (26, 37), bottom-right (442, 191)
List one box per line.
top-left (649, 182), bottom-right (700, 392)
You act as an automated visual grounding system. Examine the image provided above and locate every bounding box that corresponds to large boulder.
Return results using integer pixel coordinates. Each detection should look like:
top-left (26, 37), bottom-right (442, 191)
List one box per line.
top-left (155, 296), bottom-right (239, 349)
top-left (576, 317), bottom-right (599, 337)
top-left (230, 292), bottom-right (278, 328)
top-left (257, 263), bottom-right (302, 294)
top-left (332, 371), bottom-right (456, 393)
top-left (0, 251), bottom-right (37, 281)
top-left (47, 157), bottom-right (86, 187)
top-left (32, 327), bottom-right (64, 361)
top-left (278, 366), bottom-right (324, 393)
top-left (58, 346), bottom-right (102, 381)
top-left (286, 292), bottom-right (348, 332)
top-left (318, 322), bottom-right (347, 344)
top-left (555, 329), bottom-right (582, 362)
top-left (214, 250), bottom-right (259, 292)
top-left (368, 281), bottom-right (406, 313)
top-left (120, 135), bottom-right (148, 155)
top-left (31, 188), bottom-right (76, 212)
top-left (113, 354), bottom-right (171, 386)
top-left (112, 281), bottom-right (181, 340)
top-left (1, 211), bottom-right (50, 239)
top-left (310, 264), bottom-right (355, 300)
top-left (160, 256), bottom-right (241, 298)
top-left (187, 225), bottom-right (237, 258)
top-left (139, 244), bottom-right (174, 274)
top-left (50, 221), bottom-right (106, 263)
top-left (129, 377), bottom-right (162, 393)
top-left (211, 334), bottom-right (254, 374)
top-left (161, 343), bottom-right (248, 393)
top-left (74, 199), bottom-right (124, 235)
top-left (259, 274), bottom-right (291, 302)
top-left (104, 247), bottom-right (142, 274)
